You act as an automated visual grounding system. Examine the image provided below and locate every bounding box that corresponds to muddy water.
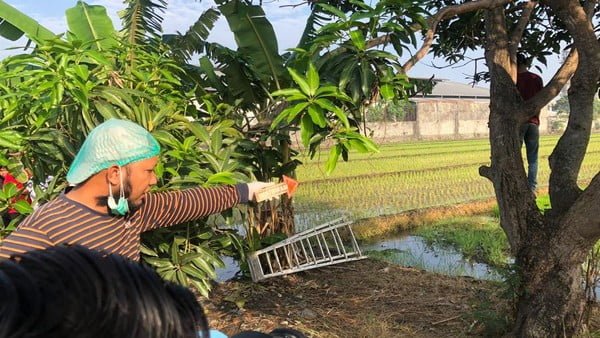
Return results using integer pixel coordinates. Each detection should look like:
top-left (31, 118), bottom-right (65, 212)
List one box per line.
top-left (362, 234), bottom-right (600, 301)
top-left (361, 234), bottom-right (504, 281)
top-left (215, 233), bottom-right (504, 282)
top-left (214, 229), bottom-right (599, 301)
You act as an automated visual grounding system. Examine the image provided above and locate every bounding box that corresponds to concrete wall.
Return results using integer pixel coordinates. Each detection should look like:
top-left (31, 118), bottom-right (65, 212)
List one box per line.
top-left (366, 98), bottom-right (549, 142)
top-left (290, 98), bottom-right (550, 144)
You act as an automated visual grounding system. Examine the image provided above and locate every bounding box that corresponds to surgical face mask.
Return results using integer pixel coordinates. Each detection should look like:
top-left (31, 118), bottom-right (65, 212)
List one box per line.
top-left (107, 167), bottom-right (129, 216)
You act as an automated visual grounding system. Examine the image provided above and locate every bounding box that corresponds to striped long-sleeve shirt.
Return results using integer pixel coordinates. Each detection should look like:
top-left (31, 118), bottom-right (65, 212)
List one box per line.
top-left (0, 184), bottom-right (248, 261)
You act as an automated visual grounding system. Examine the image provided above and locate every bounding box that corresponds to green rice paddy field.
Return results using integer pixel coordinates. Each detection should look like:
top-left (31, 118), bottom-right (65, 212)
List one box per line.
top-left (293, 134), bottom-right (600, 229)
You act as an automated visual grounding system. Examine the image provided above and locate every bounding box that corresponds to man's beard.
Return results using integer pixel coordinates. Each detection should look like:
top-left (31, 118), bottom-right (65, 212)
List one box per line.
top-left (96, 177), bottom-right (141, 214)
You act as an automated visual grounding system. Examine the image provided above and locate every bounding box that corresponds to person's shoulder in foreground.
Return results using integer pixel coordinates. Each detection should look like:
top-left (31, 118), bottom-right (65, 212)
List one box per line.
top-left (0, 244), bottom-right (210, 338)
top-left (0, 245), bottom-right (307, 338)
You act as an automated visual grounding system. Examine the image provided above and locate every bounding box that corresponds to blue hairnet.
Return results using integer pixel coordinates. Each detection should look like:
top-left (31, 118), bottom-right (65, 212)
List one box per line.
top-left (66, 119), bottom-right (160, 185)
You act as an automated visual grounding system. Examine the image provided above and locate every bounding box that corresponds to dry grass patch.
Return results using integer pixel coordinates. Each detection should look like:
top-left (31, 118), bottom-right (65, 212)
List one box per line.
top-left (352, 198), bottom-right (498, 240)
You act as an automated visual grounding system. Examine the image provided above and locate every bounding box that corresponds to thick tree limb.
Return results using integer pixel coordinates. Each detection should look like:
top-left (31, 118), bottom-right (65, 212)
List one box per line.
top-left (585, 0), bottom-right (598, 20)
top-left (561, 172), bottom-right (600, 240)
top-left (524, 48), bottom-right (578, 116)
top-left (508, 1), bottom-right (537, 59)
top-left (484, 6), bottom-right (541, 250)
top-left (484, 7), bottom-right (511, 76)
top-left (544, 0), bottom-right (600, 214)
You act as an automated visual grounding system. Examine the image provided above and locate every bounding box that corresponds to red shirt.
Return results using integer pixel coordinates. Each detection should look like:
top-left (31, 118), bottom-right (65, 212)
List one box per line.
top-left (517, 71), bottom-right (544, 125)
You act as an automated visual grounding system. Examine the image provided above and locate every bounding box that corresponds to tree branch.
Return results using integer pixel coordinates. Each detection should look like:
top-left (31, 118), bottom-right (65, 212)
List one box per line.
top-left (525, 48), bottom-right (578, 115)
top-left (484, 6), bottom-right (539, 250)
top-left (508, 1), bottom-right (538, 57)
top-left (584, 0), bottom-right (598, 20)
top-left (561, 171), bottom-right (600, 240)
top-left (545, 0), bottom-right (600, 214)
top-left (400, 0), bottom-right (513, 73)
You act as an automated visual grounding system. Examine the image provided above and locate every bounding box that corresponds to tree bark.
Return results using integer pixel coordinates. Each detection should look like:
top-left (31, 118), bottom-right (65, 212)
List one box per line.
top-left (513, 231), bottom-right (590, 337)
top-left (482, 3), bottom-right (600, 336)
top-left (545, 0), bottom-right (600, 215)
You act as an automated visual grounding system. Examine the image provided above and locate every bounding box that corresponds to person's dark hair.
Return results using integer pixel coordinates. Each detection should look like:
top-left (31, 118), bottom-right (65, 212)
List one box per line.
top-left (0, 245), bottom-right (209, 338)
top-left (516, 53), bottom-right (529, 67)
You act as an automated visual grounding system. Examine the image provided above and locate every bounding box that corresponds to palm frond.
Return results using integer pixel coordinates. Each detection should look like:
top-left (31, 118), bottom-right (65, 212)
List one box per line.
top-left (163, 8), bottom-right (220, 62)
top-left (121, 0), bottom-right (167, 45)
top-left (203, 42), bottom-right (267, 107)
top-left (296, 9), bottom-right (333, 50)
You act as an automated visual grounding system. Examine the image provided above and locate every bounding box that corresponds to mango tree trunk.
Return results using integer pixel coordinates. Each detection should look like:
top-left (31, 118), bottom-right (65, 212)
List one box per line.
top-left (482, 4), bottom-right (600, 336)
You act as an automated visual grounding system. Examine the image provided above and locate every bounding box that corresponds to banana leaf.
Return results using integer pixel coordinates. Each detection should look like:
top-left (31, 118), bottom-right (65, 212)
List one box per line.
top-left (217, 0), bottom-right (287, 90)
top-left (66, 1), bottom-right (117, 51)
top-left (0, 0), bottom-right (56, 42)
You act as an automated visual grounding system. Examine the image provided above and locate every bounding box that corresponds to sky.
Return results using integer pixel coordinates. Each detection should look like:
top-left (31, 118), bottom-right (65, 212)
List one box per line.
top-left (1, 0), bottom-right (563, 86)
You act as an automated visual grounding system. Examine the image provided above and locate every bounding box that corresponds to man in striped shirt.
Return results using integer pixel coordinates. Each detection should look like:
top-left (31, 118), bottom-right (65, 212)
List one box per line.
top-left (0, 119), bottom-right (270, 261)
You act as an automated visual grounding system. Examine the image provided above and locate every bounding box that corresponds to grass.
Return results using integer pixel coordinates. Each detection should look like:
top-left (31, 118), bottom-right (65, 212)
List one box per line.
top-left (414, 215), bottom-right (510, 268)
top-left (351, 198), bottom-right (497, 240)
top-left (413, 194), bottom-right (550, 268)
top-left (367, 247), bottom-right (490, 277)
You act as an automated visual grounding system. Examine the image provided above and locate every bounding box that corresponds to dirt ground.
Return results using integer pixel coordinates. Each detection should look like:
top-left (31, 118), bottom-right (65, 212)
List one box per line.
top-left (203, 259), bottom-right (515, 337)
top-left (203, 202), bottom-right (600, 337)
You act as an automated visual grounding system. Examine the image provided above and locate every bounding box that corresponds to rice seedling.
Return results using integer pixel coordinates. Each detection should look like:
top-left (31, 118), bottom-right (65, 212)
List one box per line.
top-left (294, 134), bottom-right (600, 226)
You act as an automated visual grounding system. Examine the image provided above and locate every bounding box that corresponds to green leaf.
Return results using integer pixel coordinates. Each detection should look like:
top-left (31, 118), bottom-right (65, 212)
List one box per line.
top-left (315, 85), bottom-right (341, 96)
top-left (380, 84), bottom-right (395, 100)
top-left (339, 59), bottom-right (358, 91)
top-left (0, 130), bottom-right (23, 150)
top-left (144, 257), bottom-right (174, 269)
top-left (7, 200), bottom-right (30, 215)
top-left (0, 0), bottom-right (56, 42)
top-left (348, 138), bottom-right (368, 152)
top-left (360, 61), bottom-right (372, 97)
top-left (270, 108), bottom-right (291, 129)
top-left (85, 50), bottom-right (112, 66)
top-left (349, 30), bottom-right (366, 51)
top-left (315, 98), bottom-right (349, 128)
top-left (189, 279), bottom-right (210, 298)
top-left (271, 88), bottom-right (305, 98)
top-left (181, 263), bottom-right (208, 280)
top-left (170, 241), bottom-right (180, 265)
top-left (306, 63), bottom-right (319, 95)
top-left (206, 172), bottom-right (237, 185)
top-left (2, 183), bottom-right (18, 199)
top-left (187, 122), bottom-right (211, 144)
top-left (176, 269), bottom-right (188, 285)
top-left (360, 137), bottom-right (379, 153)
top-left (140, 244), bottom-right (158, 257)
top-left (191, 257), bottom-right (217, 279)
top-left (120, 0), bottom-right (167, 45)
top-left (288, 68), bottom-right (311, 96)
top-left (285, 102), bottom-right (309, 123)
top-left (307, 105), bottom-right (327, 128)
top-left (66, 1), bottom-right (117, 51)
top-left (181, 252), bottom-right (205, 265)
top-left (300, 114), bottom-right (314, 147)
top-left (94, 100), bottom-right (120, 120)
top-left (316, 3), bottom-right (347, 20)
top-left (218, 0), bottom-right (286, 89)
top-left (325, 144), bottom-right (341, 174)
top-left (347, 133), bottom-right (379, 153)
top-left (0, 18), bottom-right (22, 41)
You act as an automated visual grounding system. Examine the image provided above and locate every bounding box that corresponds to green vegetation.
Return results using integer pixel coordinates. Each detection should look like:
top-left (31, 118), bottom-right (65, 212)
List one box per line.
top-left (414, 216), bottom-right (509, 268)
top-left (0, 0), bottom-right (428, 295)
top-left (294, 134), bottom-right (600, 228)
